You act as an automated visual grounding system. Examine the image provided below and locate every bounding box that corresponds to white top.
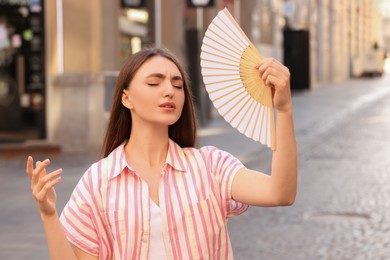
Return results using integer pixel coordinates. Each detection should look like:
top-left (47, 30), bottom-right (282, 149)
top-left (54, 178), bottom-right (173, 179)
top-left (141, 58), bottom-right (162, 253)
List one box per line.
top-left (148, 200), bottom-right (168, 260)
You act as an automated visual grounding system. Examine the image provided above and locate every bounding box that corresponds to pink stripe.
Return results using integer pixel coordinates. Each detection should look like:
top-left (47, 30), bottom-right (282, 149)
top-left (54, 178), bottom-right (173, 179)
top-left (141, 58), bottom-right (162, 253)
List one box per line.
top-left (224, 226), bottom-right (229, 259)
top-left (124, 170), bottom-right (129, 258)
top-left (205, 199), bottom-right (217, 255)
top-left (187, 150), bottom-right (201, 200)
top-left (178, 171), bottom-right (203, 257)
top-left (106, 165), bottom-right (113, 214)
top-left (171, 146), bottom-right (196, 257)
top-left (215, 153), bottom-right (231, 216)
top-left (64, 213), bottom-right (99, 245)
top-left (201, 151), bottom-right (217, 193)
top-left (181, 151), bottom-right (209, 256)
top-left (62, 225), bottom-right (99, 255)
top-left (86, 171), bottom-right (113, 253)
top-left (208, 203), bottom-right (224, 257)
top-left (95, 162), bottom-right (110, 257)
top-left (68, 206), bottom-right (95, 230)
top-left (131, 176), bottom-right (139, 259)
top-left (170, 174), bottom-right (193, 258)
top-left (164, 178), bottom-right (180, 259)
top-left (200, 148), bottom-right (220, 255)
top-left (114, 177), bottom-right (123, 256)
top-left (139, 177), bottom-right (145, 258)
top-left (196, 200), bottom-right (211, 255)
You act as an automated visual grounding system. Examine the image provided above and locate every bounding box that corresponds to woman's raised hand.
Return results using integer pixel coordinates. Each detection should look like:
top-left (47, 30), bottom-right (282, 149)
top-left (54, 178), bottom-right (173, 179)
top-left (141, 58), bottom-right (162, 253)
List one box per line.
top-left (26, 156), bottom-right (63, 218)
top-left (255, 58), bottom-right (292, 114)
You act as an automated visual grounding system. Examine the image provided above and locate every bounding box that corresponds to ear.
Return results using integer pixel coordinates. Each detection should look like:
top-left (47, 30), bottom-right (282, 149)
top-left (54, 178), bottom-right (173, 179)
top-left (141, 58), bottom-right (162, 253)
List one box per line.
top-left (122, 89), bottom-right (134, 110)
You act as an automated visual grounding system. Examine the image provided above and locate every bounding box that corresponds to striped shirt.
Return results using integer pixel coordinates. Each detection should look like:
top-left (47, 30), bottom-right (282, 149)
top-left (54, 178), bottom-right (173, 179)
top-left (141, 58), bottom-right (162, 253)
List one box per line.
top-left (59, 139), bottom-right (249, 259)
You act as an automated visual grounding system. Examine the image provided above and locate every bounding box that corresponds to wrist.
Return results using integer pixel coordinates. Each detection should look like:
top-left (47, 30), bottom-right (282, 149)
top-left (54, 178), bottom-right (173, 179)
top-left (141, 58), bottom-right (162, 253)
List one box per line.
top-left (275, 105), bottom-right (293, 116)
top-left (40, 211), bottom-right (59, 223)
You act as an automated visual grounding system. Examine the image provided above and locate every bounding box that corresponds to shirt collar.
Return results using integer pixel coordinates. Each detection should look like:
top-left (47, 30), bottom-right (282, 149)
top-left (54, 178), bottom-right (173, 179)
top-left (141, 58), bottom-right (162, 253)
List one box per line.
top-left (107, 139), bottom-right (187, 180)
top-left (165, 139), bottom-right (188, 172)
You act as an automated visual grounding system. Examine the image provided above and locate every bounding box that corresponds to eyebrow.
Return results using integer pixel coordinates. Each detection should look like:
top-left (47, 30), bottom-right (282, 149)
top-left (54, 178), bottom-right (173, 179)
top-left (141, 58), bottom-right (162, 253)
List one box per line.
top-left (146, 73), bottom-right (183, 81)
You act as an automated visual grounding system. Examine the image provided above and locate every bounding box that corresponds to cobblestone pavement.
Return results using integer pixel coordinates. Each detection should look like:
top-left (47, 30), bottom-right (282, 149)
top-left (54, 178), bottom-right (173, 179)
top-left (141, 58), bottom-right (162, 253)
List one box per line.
top-left (1, 75), bottom-right (390, 259)
top-left (227, 75), bottom-right (390, 260)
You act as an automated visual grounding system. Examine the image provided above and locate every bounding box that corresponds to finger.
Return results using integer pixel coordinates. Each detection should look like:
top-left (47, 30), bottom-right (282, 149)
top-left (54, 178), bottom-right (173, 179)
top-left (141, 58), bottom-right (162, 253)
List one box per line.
top-left (26, 156), bottom-right (34, 179)
top-left (32, 159), bottom-right (50, 180)
top-left (34, 159), bottom-right (50, 176)
top-left (31, 160), bottom-right (50, 188)
top-left (257, 58), bottom-right (287, 74)
top-left (33, 169), bottom-right (62, 195)
top-left (34, 177), bottom-right (61, 202)
top-left (265, 74), bottom-right (279, 88)
top-left (40, 169), bottom-right (63, 185)
top-left (265, 74), bottom-right (290, 91)
top-left (260, 67), bottom-right (273, 82)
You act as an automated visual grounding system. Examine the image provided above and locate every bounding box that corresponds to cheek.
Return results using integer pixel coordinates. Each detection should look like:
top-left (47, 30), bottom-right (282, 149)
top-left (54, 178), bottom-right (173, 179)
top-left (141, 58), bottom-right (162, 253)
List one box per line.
top-left (131, 89), bottom-right (154, 107)
top-left (178, 93), bottom-right (186, 110)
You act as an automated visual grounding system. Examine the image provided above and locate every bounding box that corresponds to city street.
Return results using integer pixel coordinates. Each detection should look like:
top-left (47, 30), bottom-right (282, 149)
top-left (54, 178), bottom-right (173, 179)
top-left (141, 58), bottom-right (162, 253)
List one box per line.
top-left (1, 74), bottom-right (390, 259)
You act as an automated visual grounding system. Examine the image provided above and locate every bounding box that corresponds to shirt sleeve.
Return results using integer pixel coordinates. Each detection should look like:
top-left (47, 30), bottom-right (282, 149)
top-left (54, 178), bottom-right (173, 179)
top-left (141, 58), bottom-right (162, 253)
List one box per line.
top-left (200, 146), bottom-right (249, 218)
top-left (59, 170), bottom-right (99, 256)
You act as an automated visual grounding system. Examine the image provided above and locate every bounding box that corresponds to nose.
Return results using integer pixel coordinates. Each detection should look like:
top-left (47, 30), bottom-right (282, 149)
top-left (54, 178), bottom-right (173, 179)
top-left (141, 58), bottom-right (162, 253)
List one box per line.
top-left (163, 81), bottom-right (175, 97)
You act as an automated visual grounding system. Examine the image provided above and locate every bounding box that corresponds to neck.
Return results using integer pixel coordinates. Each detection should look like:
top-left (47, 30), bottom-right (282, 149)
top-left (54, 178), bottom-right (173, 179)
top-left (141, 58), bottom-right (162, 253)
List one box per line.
top-left (125, 123), bottom-right (169, 168)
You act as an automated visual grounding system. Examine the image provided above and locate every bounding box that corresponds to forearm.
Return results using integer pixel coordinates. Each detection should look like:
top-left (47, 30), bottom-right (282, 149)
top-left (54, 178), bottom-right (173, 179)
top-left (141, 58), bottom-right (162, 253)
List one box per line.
top-left (41, 212), bottom-right (78, 260)
top-left (270, 109), bottom-right (298, 205)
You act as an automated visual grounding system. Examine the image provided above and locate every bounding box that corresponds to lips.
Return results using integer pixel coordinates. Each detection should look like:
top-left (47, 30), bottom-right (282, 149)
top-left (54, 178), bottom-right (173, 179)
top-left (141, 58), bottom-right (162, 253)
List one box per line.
top-left (159, 102), bottom-right (176, 109)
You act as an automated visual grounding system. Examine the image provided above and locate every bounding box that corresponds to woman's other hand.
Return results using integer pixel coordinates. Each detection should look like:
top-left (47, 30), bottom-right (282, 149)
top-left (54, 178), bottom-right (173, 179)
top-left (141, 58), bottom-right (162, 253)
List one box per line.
top-left (26, 156), bottom-right (62, 218)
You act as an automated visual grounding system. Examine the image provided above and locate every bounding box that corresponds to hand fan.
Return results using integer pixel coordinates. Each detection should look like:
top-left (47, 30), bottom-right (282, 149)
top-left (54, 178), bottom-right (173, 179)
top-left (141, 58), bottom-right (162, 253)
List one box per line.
top-left (200, 8), bottom-right (275, 150)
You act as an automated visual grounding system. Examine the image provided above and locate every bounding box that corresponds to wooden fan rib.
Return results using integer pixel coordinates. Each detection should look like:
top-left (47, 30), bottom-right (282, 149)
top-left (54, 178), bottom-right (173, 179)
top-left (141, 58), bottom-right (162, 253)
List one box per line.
top-left (217, 13), bottom-right (249, 48)
top-left (250, 103), bottom-right (262, 140)
top-left (241, 53), bottom-right (262, 65)
top-left (207, 27), bottom-right (245, 54)
top-left (203, 72), bottom-right (241, 77)
top-left (240, 44), bottom-right (262, 63)
top-left (206, 81), bottom-right (242, 94)
top-left (270, 106), bottom-right (276, 150)
top-left (203, 34), bottom-right (242, 58)
top-left (243, 100), bottom-right (259, 137)
top-left (244, 82), bottom-right (272, 107)
top-left (230, 95), bottom-right (254, 131)
top-left (240, 61), bottom-right (260, 70)
top-left (203, 76), bottom-right (241, 85)
top-left (221, 91), bottom-right (248, 119)
top-left (221, 9), bottom-right (251, 45)
top-left (257, 105), bottom-right (267, 143)
top-left (245, 85), bottom-right (271, 108)
top-left (201, 43), bottom-right (240, 64)
top-left (211, 19), bottom-right (247, 51)
top-left (215, 89), bottom-right (245, 111)
top-left (201, 58), bottom-right (238, 69)
top-left (265, 108), bottom-right (270, 147)
top-left (202, 67), bottom-right (238, 75)
top-left (210, 86), bottom-right (243, 104)
top-left (241, 79), bottom-right (271, 108)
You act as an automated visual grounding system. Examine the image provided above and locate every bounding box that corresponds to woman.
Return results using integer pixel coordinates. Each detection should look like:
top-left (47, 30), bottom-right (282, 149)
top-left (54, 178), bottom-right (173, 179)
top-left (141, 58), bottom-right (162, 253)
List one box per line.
top-left (26, 48), bottom-right (297, 259)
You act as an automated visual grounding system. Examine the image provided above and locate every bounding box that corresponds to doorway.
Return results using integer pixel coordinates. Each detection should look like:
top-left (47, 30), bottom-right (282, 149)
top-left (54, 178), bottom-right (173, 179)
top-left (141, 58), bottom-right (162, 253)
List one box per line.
top-left (0, 2), bottom-right (45, 142)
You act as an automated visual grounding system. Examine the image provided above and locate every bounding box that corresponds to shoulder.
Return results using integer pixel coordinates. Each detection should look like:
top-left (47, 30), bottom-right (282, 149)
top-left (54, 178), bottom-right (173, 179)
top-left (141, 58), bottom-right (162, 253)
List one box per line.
top-left (80, 143), bottom-right (126, 187)
top-left (181, 145), bottom-right (235, 164)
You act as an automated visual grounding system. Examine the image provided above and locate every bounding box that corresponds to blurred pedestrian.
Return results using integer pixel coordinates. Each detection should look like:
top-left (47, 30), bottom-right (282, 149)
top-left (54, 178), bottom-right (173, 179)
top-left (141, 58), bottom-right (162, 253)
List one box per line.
top-left (26, 47), bottom-right (297, 259)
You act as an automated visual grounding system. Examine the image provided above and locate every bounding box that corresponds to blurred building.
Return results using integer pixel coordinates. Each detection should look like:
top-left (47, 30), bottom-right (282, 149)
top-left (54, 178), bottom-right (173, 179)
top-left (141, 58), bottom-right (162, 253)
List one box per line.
top-left (286, 0), bottom-right (385, 87)
top-left (0, 0), bottom-right (386, 152)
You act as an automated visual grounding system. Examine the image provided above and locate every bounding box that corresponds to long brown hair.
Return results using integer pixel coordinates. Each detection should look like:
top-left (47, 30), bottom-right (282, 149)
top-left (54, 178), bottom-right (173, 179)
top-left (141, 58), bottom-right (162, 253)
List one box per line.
top-left (101, 48), bottom-right (198, 157)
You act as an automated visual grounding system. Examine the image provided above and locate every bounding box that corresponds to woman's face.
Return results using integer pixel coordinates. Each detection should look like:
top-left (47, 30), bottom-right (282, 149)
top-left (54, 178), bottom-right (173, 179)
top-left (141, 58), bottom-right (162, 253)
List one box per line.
top-left (122, 56), bottom-right (185, 127)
